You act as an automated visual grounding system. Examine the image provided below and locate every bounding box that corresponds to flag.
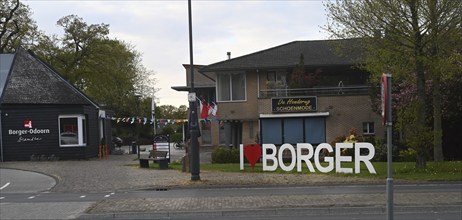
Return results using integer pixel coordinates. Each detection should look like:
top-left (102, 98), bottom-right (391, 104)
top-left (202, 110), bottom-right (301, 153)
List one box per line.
top-left (210, 102), bottom-right (218, 116)
top-left (200, 99), bottom-right (210, 119)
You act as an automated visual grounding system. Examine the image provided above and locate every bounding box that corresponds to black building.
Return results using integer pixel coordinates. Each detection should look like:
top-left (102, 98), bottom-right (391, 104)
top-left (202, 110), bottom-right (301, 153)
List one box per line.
top-left (0, 47), bottom-right (111, 161)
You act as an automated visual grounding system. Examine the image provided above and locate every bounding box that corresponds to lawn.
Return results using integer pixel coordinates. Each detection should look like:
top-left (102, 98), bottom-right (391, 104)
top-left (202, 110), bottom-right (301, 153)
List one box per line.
top-left (164, 161), bottom-right (462, 181)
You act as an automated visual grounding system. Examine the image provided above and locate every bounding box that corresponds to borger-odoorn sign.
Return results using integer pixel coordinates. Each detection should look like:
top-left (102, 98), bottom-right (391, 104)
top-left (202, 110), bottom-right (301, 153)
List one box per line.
top-left (240, 143), bottom-right (377, 174)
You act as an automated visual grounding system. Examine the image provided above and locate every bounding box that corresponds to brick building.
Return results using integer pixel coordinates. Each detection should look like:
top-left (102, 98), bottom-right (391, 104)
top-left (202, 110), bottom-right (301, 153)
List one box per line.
top-left (173, 39), bottom-right (384, 148)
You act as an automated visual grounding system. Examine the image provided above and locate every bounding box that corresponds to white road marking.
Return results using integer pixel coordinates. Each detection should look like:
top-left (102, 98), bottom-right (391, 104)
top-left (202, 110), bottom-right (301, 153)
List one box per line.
top-left (0, 182), bottom-right (10, 190)
top-left (27, 196), bottom-right (35, 199)
top-left (104, 192), bottom-right (115, 198)
top-left (0, 197), bottom-right (5, 200)
top-left (80, 195), bottom-right (86, 198)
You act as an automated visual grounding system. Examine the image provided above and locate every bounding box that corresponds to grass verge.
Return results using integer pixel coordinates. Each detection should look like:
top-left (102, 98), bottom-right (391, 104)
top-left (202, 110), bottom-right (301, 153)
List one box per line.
top-left (153, 161), bottom-right (462, 181)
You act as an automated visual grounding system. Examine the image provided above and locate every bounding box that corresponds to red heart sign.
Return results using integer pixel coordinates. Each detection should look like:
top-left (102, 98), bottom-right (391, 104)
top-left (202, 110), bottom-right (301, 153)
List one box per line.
top-left (244, 144), bottom-right (262, 170)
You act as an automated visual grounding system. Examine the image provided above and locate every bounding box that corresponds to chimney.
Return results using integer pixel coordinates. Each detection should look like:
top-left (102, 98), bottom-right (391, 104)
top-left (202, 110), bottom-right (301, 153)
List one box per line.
top-left (227, 52), bottom-right (231, 60)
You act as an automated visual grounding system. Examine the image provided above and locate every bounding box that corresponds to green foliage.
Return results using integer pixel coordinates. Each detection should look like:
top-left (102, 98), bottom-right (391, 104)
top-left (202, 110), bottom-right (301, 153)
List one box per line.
top-left (193, 161), bottom-right (462, 181)
top-left (399, 148), bottom-right (417, 162)
top-left (157, 105), bottom-right (188, 119)
top-left (396, 100), bottom-right (433, 165)
top-left (159, 124), bottom-right (175, 136)
top-left (211, 147), bottom-right (240, 164)
top-left (325, 0), bottom-right (462, 166)
top-left (171, 133), bottom-right (183, 143)
top-left (289, 53), bottom-right (320, 89)
top-left (1, 12), bottom-right (159, 118)
top-left (0, 0), bottom-right (40, 53)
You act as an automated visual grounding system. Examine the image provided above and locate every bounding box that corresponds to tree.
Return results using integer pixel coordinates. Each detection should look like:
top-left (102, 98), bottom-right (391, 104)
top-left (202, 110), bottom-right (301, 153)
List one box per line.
top-left (325, 0), bottom-right (462, 168)
top-left (30, 15), bottom-right (158, 116)
top-left (52, 15), bottom-right (110, 88)
top-left (2, 5), bottom-right (161, 142)
top-left (157, 105), bottom-right (188, 119)
top-left (289, 53), bottom-right (320, 89)
top-left (0, 0), bottom-right (41, 53)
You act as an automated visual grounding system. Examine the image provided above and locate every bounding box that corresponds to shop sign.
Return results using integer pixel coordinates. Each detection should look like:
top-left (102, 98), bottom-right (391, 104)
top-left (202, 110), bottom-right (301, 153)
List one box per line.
top-left (7, 120), bottom-right (50, 143)
top-left (272, 97), bottom-right (317, 113)
top-left (240, 143), bottom-right (376, 174)
top-left (24, 120), bottom-right (32, 128)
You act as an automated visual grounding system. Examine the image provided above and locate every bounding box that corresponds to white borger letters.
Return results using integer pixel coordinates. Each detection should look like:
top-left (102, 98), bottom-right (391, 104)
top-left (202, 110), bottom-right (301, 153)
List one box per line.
top-left (239, 143), bottom-right (376, 174)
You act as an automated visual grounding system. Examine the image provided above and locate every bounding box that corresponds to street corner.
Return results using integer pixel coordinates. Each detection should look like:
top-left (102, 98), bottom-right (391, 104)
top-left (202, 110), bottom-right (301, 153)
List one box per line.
top-left (0, 168), bottom-right (56, 193)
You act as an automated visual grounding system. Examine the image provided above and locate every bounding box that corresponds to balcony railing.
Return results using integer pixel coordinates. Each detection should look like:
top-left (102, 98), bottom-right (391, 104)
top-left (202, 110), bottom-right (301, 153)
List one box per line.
top-left (259, 85), bottom-right (371, 98)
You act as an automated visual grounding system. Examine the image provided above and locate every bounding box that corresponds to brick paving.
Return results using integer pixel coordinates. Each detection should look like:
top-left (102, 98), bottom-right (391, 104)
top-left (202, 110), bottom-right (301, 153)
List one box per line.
top-left (1, 145), bottom-right (461, 216)
top-left (85, 192), bottom-right (460, 214)
top-left (0, 146), bottom-right (386, 193)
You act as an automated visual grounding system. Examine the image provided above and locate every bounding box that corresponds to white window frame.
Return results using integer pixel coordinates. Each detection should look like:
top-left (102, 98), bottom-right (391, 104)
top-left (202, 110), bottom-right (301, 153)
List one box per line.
top-left (363, 122), bottom-right (375, 135)
top-left (216, 72), bottom-right (247, 102)
top-left (59, 114), bottom-right (87, 147)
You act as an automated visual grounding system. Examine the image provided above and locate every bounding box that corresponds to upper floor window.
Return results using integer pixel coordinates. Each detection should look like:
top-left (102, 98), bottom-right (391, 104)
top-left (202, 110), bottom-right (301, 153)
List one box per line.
top-left (266, 71), bottom-right (287, 89)
top-left (217, 72), bottom-right (246, 101)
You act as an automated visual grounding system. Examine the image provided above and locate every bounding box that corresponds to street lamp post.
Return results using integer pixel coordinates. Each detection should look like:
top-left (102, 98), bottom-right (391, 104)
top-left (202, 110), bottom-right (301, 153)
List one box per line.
top-left (134, 93), bottom-right (142, 159)
top-left (188, 0), bottom-right (200, 181)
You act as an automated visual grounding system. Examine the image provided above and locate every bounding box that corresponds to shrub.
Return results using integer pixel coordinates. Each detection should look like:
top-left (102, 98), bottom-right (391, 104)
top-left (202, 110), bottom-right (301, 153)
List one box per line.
top-left (211, 147), bottom-right (240, 163)
top-left (171, 133), bottom-right (183, 143)
top-left (399, 148), bottom-right (417, 162)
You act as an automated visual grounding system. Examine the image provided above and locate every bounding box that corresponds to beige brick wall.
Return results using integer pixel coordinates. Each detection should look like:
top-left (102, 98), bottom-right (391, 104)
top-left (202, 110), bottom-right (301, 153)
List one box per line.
top-left (242, 120), bottom-right (259, 144)
top-left (318, 95), bottom-right (384, 143)
top-left (214, 71), bottom-right (384, 146)
top-left (217, 72), bottom-right (259, 120)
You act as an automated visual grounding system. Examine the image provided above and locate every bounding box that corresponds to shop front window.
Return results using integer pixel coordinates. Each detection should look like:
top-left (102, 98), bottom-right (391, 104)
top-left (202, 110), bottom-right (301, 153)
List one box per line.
top-left (59, 115), bottom-right (87, 147)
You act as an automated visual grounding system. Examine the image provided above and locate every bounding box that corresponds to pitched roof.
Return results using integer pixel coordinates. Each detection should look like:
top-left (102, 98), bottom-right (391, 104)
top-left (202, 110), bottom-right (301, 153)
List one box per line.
top-left (0, 54), bottom-right (14, 98)
top-left (0, 47), bottom-right (99, 107)
top-left (200, 38), bottom-right (363, 72)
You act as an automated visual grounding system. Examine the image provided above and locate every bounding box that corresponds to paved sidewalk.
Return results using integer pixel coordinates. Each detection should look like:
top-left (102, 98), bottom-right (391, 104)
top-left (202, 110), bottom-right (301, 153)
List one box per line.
top-left (80, 193), bottom-right (461, 219)
top-left (1, 145), bottom-right (461, 218)
top-left (0, 145), bottom-right (388, 193)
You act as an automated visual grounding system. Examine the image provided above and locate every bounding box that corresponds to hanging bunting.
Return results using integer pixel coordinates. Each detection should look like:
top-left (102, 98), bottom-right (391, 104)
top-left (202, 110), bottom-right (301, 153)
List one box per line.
top-left (111, 115), bottom-right (188, 125)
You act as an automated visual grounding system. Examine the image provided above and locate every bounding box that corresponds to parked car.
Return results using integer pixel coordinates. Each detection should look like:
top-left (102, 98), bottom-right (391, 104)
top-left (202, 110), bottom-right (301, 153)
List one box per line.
top-left (60, 132), bottom-right (78, 144)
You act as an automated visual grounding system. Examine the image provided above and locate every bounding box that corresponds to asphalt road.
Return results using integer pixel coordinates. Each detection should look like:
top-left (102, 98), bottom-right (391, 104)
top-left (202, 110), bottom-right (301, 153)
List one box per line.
top-left (0, 168), bottom-right (55, 194)
top-left (2, 182), bottom-right (461, 203)
top-left (1, 174), bottom-right (461, 220)
top-left (1, 159), bottom-right (461, 220)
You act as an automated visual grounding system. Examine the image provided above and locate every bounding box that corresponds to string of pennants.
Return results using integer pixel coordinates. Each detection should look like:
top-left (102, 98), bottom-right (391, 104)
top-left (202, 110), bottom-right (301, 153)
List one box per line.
top-left (110, 117), bottom-right (188, 125)
top-left (107, 99), bottom-right (218, 125)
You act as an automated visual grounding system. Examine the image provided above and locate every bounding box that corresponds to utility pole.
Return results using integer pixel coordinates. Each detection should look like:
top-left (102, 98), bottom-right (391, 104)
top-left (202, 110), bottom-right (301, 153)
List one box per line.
top-left (188, 0), bottom-right (200, 181)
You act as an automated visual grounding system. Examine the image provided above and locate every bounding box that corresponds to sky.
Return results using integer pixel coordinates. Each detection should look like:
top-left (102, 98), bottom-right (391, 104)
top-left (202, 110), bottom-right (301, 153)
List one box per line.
top-left (23, 0), bottom-right (330, 107)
